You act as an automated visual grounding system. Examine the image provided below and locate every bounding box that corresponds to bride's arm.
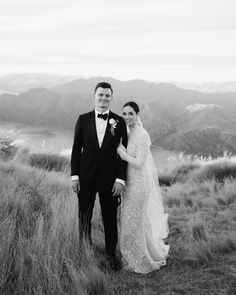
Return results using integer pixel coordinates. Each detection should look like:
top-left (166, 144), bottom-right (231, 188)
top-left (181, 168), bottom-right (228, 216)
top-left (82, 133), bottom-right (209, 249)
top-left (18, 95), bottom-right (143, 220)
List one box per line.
top-left (117, 133), bottom-right (150, 168)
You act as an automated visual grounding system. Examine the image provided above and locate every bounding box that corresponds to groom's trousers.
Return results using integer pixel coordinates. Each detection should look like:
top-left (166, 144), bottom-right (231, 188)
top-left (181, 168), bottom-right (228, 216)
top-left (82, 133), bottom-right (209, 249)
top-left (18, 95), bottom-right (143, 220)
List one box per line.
top-left (77, 173), bottom-right (119, 257)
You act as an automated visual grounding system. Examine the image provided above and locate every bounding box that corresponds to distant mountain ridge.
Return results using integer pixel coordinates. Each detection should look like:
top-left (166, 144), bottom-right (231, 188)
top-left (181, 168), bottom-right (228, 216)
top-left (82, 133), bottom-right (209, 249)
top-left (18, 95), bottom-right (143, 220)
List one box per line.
top-left (1, 73), bottom-right (236, 94)
top-left (0, 73), bottom-right (78, 94)
top-left (173, 81), bottom-right (236, 93)
top-left (0, 74), bottom-right (236, 156)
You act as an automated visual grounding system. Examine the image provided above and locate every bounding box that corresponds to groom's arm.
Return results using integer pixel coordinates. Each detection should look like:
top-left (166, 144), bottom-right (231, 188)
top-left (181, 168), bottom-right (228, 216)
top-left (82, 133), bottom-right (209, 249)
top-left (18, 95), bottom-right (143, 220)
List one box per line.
top-left (71, 116), bottom-right (83, 178)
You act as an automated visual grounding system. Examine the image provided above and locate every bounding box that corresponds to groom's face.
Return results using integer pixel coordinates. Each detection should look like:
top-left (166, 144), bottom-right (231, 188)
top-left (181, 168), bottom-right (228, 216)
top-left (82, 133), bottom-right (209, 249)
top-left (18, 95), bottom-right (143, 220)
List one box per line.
top-left (94, 87), bottom-right (113, 113)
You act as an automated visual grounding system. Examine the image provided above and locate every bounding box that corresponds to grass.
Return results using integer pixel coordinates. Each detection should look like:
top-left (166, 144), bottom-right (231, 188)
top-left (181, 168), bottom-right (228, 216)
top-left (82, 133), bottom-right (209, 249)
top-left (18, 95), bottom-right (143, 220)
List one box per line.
top-left (159, 163), bottom-right (201, 186)
top-left (0, 135), bottom-right (18, 160)
top-left (195, 160), bottom-right (236, 183)
top-left (13, 149), bottom-right (70, 174)
top-left (159, 150), bottom-right (236, 185)
top-left (27, 152), bottom-right (70, 173)
top-left (0, 139), bottom-right (236, 294)
top-left (0, 136), bottom-right (70, 174)
top-left (0, 161), bottom-right (108, 295)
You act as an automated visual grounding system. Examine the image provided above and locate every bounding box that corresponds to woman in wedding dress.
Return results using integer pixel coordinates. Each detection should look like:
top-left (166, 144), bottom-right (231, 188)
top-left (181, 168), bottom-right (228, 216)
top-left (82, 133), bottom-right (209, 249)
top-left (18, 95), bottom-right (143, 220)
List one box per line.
top-left (117, 101), bottom-right (169, 274)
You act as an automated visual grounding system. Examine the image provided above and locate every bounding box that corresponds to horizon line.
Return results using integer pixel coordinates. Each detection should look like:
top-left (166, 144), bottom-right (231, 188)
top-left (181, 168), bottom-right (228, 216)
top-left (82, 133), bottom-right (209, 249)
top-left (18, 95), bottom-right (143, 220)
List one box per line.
top-left (0, 72), bottom-right (235, 84)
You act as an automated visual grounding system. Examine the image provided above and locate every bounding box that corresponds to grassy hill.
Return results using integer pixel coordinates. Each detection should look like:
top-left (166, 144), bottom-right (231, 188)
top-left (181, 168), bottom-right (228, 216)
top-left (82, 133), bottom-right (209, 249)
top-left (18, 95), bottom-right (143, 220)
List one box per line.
top-left (0, 142), bottom-right (235, 294)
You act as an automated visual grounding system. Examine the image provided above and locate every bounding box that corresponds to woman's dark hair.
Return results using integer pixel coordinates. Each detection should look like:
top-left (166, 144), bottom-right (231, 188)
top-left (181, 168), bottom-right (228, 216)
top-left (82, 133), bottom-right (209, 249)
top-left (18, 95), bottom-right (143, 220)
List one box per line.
top-left (123, 101), bottom-right (140, 114)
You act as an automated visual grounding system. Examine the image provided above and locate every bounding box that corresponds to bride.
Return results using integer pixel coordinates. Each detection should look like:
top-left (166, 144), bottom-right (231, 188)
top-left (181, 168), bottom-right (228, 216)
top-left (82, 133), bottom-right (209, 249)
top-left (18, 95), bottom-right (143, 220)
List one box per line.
top-left (117, 101), bottom-right (169, 274)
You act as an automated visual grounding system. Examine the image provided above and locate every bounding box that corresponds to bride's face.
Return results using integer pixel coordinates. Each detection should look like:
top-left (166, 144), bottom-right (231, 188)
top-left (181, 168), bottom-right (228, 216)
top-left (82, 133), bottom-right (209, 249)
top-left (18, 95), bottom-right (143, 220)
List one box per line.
top-left (122, 106), bottom-right (138, 128)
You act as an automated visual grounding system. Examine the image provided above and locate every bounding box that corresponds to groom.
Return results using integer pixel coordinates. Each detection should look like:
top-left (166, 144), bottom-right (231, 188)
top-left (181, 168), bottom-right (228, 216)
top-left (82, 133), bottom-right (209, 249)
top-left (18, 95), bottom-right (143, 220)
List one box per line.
top-left (71, 81), bottom-right (127, 270)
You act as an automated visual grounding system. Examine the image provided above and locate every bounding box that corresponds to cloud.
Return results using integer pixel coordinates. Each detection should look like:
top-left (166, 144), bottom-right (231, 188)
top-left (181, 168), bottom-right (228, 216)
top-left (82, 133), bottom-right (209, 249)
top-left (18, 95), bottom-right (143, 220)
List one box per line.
top-left (0, 0), bottom-right (236, 81)
top-left (0, 0), bottom-right (78, 16)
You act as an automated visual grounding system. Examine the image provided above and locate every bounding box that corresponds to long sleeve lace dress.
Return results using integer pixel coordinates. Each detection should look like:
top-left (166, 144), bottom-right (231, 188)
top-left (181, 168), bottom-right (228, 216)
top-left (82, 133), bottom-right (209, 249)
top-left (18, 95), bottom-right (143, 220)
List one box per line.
top-left (118, 124), bottom-right (169, 274)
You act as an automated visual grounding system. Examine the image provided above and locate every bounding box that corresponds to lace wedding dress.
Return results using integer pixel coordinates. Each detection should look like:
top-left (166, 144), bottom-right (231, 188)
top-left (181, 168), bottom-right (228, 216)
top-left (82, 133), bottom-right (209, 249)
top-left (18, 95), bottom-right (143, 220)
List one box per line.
top-left (119, 124), bottom-right (169, 274)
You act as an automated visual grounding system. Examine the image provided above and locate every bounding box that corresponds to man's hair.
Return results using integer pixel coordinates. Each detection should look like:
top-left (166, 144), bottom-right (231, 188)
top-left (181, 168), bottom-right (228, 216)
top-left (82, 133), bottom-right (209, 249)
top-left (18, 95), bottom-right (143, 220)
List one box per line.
top-left (94, 82), bottom-right (113, 94)
top-left (123, 101), bottom-right (140, 114)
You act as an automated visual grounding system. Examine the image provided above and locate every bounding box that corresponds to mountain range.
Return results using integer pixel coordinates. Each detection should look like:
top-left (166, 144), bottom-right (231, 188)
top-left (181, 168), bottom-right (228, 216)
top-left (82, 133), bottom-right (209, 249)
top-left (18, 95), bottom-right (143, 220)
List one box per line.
top-left (172, 81), bottom-right (236, 93)
top-left (0, 73), bottom-right (236, 156)
top-left (0, 73), bottom-right (77, 94)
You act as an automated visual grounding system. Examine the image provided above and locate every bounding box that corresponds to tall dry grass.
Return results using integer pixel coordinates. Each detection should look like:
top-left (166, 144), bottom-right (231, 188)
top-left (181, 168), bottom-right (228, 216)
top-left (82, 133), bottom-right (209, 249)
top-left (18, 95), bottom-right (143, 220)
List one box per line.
top-left (0, 161), bottom-right (110, 295)
top-left (0, 137), bottom-right (236, 294)
top-left (159, 151), bottom-right (236, 186)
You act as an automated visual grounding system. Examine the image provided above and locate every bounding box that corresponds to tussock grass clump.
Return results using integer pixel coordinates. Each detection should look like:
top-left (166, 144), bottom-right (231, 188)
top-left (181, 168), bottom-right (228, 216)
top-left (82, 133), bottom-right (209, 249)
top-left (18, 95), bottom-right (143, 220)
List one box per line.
top-left (162, 152), bottom-right (236, 186)
top-left (214, 234), bottom-right (236, 254)
top-left (214, 179), bottom-right (236, 207)
top-left (189, 218), bottom-right (208, 241)
top-left (28, 152), bottom-right (70, 173)
top-left (166, 195), bottom-right (182, 208)
top-left (164, 182), bottom-right (199, 209)
top-left (186, 234), bottom-right (236, 265)
top-left (158, 174), bottom-right (176, 186)
top-left (187, 239), bottom-right (218, 265)
top-left (183, 194), bottom-right (194, 207)
top-left (172, 163), bottom-right (201, 181)
top-left (195, 160), bottom-right (236, 183)
top-left (14, 150), bottom-right (70, 173)
top-left (13, 149), bottom-right (70, 174)
top-left (81, 266), bottom-right (111, 295)
top-left (159, 163), bottom-right (200, 186)
top-left (0, 135), bottom-right (18, 160)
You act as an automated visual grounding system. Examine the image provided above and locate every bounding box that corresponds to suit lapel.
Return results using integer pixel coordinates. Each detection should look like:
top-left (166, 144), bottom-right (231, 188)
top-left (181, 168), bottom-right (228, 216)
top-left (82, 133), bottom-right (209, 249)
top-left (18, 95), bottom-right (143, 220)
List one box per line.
top-left (88, 110), bottom-right (100, 149)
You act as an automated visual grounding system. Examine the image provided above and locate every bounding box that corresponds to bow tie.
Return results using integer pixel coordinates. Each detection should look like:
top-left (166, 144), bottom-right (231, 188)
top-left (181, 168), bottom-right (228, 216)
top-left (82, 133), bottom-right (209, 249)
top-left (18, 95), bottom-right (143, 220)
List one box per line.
top-left (97, 113), bottom-right (108, 120)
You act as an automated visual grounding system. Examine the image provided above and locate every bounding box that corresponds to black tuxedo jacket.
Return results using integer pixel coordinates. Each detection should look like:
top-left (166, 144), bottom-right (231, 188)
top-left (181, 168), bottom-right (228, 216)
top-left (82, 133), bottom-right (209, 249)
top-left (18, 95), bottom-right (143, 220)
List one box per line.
top-left (71, 110), bottom-right (128, 189)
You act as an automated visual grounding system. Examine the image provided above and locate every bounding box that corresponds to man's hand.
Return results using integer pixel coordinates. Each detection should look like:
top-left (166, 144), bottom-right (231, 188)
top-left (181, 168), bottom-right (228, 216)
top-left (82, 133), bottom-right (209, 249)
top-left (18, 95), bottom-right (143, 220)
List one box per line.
top-left (112, 182), bottom-right (124, 196)
top-left (72, 179), bottom-right (80, 193)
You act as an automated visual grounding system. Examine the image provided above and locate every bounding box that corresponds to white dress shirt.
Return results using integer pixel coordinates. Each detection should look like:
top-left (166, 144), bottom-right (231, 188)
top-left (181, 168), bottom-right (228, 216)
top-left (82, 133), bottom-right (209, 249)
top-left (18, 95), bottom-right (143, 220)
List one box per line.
top-left (72, 109), bottom-right (125, 185)
top-left (95, 109), bottom-right (109, 147)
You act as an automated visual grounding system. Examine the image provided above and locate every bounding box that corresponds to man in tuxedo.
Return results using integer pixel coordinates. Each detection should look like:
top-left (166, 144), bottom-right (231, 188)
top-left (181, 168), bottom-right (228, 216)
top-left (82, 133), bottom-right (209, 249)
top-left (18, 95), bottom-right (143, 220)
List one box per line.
top-left (71, 81), bottom-right (127, 270)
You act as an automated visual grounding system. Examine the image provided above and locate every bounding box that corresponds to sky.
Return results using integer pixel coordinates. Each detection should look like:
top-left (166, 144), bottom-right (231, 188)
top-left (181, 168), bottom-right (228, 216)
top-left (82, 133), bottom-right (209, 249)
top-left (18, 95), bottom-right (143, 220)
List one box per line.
top-left (0, 0), bottom-right (236, 82)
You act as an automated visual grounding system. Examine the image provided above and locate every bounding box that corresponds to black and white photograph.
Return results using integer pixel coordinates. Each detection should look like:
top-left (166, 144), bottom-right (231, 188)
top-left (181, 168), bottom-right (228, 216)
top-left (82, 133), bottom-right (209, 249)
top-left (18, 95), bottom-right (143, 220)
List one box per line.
top-left (0, 0), bottom-right (235, 294)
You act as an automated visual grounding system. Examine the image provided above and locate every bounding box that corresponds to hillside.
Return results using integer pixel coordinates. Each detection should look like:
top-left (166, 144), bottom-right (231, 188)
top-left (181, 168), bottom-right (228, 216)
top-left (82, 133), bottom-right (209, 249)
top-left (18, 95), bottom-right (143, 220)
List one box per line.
top-left (0, 150), bottom-right (235, 294)
top-left (0, 75), bottom-right (236, 156)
